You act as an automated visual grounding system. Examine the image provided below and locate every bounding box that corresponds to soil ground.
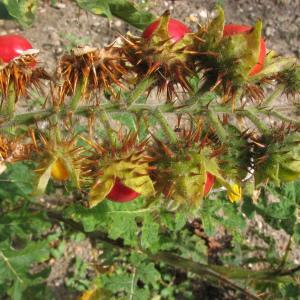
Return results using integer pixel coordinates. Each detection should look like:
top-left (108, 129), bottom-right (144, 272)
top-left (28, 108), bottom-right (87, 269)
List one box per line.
top-left (0, 0), bottom-right (299, 299)
top-left (0, 0), bottom-right (299, 72)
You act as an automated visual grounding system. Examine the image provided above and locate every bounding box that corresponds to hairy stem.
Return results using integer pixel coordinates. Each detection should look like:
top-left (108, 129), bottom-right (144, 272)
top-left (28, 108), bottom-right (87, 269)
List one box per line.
top-left (127, 77), bottom-right (156, 106)
top-left (154, 108), bottom-right (177, 144)
top-left (238, 108), bottom-right (270, 135)
top-left (207, 109), bottom-right (228, 142)
top-left (263, 84), bottom-right (285, 106)
top-left (1, 102), bottom-right (297, 130)
top-left (69, 77), bottom-right (88, 112)
top-left (98, 110), bottom-right (116, 145)
top-left (6, 83), bottom-right (16, 120)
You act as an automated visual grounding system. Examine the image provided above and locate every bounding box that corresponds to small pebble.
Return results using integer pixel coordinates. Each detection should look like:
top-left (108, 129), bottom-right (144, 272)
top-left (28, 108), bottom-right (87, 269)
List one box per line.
top-left (114, 20), bottom-right (122, 27)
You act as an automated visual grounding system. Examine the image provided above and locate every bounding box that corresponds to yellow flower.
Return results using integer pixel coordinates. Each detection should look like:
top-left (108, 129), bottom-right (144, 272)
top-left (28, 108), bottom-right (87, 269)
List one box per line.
top-left (227, 183), bottom-right (242, 202)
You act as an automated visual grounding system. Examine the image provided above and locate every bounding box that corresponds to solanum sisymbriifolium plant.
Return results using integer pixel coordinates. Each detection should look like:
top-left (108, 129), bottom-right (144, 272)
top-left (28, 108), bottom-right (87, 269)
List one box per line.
top-left (1, 4), bottom-right (300, 299)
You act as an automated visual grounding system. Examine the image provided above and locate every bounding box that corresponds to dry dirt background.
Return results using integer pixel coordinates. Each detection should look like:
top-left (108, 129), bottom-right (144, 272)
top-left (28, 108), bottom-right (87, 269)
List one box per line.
top-left (0, 0), bottom-right (299, 299)
top-left (0, 0), bottom-right (299, 71)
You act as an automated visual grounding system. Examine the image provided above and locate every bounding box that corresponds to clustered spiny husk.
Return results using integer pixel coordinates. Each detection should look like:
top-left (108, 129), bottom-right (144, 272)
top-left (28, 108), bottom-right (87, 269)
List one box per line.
top-left (121, 10), bottom-right (202, 101)
top-left (150, 121), bottom-right (231, 208)
top-left (0, 8), bottom-right (299, 210)
top-left (192, 6), bottom-right (268, 105)
top-left (31, 130), bottom-right (87, 194)
top-left (253, 126), bottom-right (300, 185)
top-left (0, 52), bottom-right (49, 105)
top-left (56, 45), bottom-right (128, 102)
top-left (86, 132), bottom-right (156, 207)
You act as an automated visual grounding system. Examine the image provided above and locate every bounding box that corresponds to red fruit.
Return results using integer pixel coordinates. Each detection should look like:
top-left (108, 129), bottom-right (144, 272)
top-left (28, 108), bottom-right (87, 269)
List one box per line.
top-left (0, 34), bottom-right (33, 63)
top-left (142, 18), bottom-right (191, 42)
top-left (107, 178), bottom-right (140, 203)
top-left (204, 172), bottom-right (215, 195)
top-left (223, 24), bottom-right (266, 76)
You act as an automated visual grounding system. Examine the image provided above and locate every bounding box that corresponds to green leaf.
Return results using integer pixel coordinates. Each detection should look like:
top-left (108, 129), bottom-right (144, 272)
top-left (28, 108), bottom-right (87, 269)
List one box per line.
top-left (161, 211), bottom-right (187, 232)
top-left (0, 162), bottom-right (35, 202)
top-left (1, 0), bottom-right (38, 27)
top-left (74, 0), bottom-right (155, 30)
top-left (0, 2), bottom-right (12, 19)
top-left (137, 262), bottom-right (160, 286)
top-left (254, 184), bottom-right (298, 235)
top-left (75, 0), bottom-right (111, 17)
top-left (108, 213), bottom-right (138, 246)
top-left (65, 203), bottom-right (110, 232)
top-left (101, 273), bottom-right (132, 293)
top-left (201, 197), bottom-right (246, 240)
top-left (141, 214), bottom-right (159, 251)
top-left (0, 239), bottom-right (50, 290)
top-left (0, 209), bottom-right (51, 241)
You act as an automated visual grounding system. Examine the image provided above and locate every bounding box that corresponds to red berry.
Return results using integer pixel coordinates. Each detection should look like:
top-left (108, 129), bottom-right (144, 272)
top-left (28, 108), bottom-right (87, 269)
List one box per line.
top-left (107, 178), bottom-right (140, 203)
top-left (204, 172), bottom-right (215, 195)
top-left (223, 24), bottom-right (266, 76)
top-left (143, 18), bottom-right (191, 42)
top-left (0, 34), bottom-right (33, 63)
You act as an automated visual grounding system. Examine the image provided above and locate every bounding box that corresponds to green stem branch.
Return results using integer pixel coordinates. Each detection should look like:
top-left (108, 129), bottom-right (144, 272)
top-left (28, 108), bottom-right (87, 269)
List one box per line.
top-left (98, 110), bottom-right (116, 145)
top-left (127, 77), bottom-right (156, 106)
top-left (1, 102), bottom-right (298, 131)
top-left (238, 109), bottom-right (270, 135)
top-left (263, 84), bottom-right (285, 106)
top-left (6, 83), bottom-right (16, 120)
top-left (154, 108), bottom-right (177, 144)
top-left (69, 78), bottom-right (88, 112)
top-left (207, 109), bottom-right (227, 142)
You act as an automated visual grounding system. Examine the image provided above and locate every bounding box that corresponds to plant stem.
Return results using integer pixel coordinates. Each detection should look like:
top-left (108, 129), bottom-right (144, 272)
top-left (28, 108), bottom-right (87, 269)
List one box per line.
top-left (98, 110), bottom-right (116, 145)
top-left (1, 102), bottom-right (297, 130)
top-left (6, 83), bottom-right (16, 120)
top-left (127, 77), bottom-right (156, 106)
top-left (154, 108), bottom-right (177, 144)
top-left (42, 208), bottom-right (286, 300)
top-left (238, 108), bottom-right (270, 135)
top-left (263, 84), bottom-right (285, 106)
top-left (276, 237), bottom-right (292, 272)
top-left (207, 109), bottom-right (228, 142)
top-left (69, 78), bottom-right (87, 112)
top-left (151, 252), bottom-right (261, 300)
top-left (268, 110), bottom-right (300, 125)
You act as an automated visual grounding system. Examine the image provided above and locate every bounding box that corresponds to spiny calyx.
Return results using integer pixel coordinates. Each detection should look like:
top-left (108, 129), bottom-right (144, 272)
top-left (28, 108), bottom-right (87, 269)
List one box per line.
top-left (122, 10), bottom-right (199, 101)
top-left (87, 133), bottom-right (155, 207)
top-left (254, 132), bottom-right (300, 186)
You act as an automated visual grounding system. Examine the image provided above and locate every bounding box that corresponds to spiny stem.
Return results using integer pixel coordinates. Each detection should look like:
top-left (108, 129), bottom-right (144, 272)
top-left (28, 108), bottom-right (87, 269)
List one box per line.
top-left (154, 108), bottom-right (177, 144)
top-left (207, 109), bottom-right (227, 142)
top-left (268, 110), bottom-right (300, 125)
top-left (98, 110), bottom-right (116, 145)
top-left (69, 78), bottom-right (88, 112)
top-left (50, 104), bottom-right (62, 143)
top-left (263, 84), bottom-right (285, 106)
top-left (6, 83), bottom-right (16, 120)
top-left (238, 109), bottom-right (270, 135)
top-left (127, 77), bottom-right (156, 106)
top-left (1, 102), bottom-right (297, 129)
